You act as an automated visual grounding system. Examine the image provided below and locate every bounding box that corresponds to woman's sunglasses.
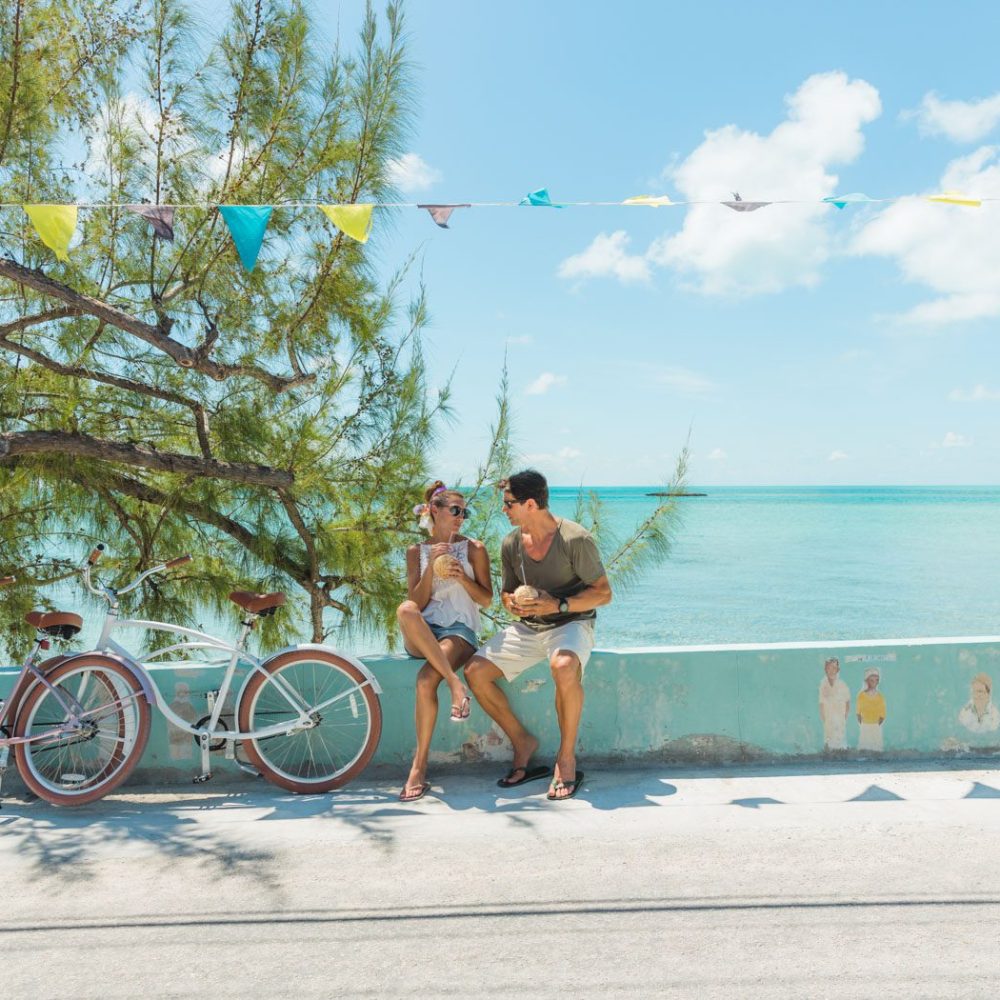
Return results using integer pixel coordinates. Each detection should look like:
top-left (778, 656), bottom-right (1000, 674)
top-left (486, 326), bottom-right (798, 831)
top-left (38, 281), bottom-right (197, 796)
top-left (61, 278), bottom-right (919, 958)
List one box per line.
top-left (438, 504), bottom-right (470, 519)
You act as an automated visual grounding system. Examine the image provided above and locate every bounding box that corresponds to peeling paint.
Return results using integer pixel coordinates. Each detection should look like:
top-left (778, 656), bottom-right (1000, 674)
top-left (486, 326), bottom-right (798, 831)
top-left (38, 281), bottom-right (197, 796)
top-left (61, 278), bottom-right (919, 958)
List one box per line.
top-left (520, 679), bottom-right (547, 693)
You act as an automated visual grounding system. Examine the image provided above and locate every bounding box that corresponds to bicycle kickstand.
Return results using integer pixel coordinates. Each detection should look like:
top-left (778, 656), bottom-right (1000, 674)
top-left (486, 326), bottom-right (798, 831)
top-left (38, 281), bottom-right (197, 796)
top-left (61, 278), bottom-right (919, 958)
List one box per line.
top-left (194, 731), bottom-right (213, 784)
top-left (0, 744), bottom-right (8, 806)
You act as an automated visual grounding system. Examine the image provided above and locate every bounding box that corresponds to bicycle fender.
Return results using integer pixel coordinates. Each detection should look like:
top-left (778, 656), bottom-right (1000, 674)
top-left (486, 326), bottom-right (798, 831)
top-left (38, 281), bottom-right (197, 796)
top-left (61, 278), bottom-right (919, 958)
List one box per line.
top-left (242, 644), bottom-right (383, 696)
top-left (47, 651), bottom-right (155, 704)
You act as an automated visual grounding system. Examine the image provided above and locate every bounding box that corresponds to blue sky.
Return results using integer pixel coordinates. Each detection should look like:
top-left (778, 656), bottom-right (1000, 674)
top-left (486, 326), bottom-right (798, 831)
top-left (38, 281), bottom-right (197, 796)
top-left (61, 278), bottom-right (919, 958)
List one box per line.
top-left (283, 4), bottom-right (1000, 484)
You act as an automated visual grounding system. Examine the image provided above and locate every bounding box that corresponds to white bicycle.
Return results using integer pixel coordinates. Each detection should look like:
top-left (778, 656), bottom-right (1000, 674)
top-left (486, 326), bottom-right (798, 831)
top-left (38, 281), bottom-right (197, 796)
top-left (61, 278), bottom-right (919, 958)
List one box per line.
top-left (75, 546), bottom-right (383, 793)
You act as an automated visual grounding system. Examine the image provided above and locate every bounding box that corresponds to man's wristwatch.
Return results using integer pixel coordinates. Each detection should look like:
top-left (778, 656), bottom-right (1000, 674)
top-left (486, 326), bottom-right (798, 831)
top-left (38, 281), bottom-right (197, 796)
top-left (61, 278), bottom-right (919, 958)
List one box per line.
top-left (557, 597), bottom-right (570, 614)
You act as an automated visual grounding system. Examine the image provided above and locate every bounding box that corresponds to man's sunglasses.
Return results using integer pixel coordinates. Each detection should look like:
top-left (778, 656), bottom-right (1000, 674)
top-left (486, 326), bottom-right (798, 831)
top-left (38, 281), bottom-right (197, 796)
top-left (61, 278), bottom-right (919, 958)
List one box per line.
top-left (440, 504), bottom-right (470, 519)
top-left (502, 498), bottom-right (521, 509)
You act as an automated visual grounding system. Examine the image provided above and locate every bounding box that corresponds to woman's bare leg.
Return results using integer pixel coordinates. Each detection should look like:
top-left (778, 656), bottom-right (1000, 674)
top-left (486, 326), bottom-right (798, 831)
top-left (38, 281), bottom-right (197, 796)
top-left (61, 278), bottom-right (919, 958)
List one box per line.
top-left (397, 601), bottom-right (470, 715)
top-left (403, 637), bottom-right (474, 797)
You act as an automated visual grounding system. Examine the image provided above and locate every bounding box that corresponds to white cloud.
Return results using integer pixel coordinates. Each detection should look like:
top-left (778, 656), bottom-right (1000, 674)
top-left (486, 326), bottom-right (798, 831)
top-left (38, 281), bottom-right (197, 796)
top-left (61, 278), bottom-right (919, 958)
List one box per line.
top-left (828, 450), bottom-right (849, 462)
top-left (852, 146), bottom-right (1000, 324)
top-left (524, 446), bottom-right (584, 466)
top-left (85, 93), bottom-right (201, 188)
top-left (707, 448), bottom-right (727, 461)
top-left (939, 432), bottom-right (973, 448)
top-left (650, 366), bottom-right (717, 396)
top-left (385, 152), bottom-right (442, 193)
top-left (524, 372), bottom-right (568, 396)
top-left (505, 335), bottom-right (533, 346)
top-left (557, 231), bottom-right (651, 284)
top-left (949, 384), bottom-right (1000, 402)
top-left (648, 71), bottom-right (881, 296)
top-left (908, 92), bottom-right (1000, 143)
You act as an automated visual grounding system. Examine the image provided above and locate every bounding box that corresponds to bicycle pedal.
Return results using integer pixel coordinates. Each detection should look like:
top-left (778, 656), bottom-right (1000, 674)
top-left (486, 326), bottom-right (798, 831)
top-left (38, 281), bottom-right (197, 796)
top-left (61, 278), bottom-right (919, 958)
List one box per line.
top-left (193, 773), bottom-right (213, 784)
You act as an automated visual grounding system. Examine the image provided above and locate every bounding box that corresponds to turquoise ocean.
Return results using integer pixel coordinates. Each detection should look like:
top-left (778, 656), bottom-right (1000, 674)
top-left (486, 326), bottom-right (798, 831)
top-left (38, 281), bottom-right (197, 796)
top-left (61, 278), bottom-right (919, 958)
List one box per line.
top-left (28, 485), bottom-right (1000, 657)
top-left (542, 486), bottom-right (1000, 649)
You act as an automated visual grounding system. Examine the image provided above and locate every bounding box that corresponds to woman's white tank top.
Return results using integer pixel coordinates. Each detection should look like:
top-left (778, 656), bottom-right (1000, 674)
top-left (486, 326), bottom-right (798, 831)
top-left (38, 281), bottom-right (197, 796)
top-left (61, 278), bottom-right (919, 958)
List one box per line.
top-left (418, 539), bottom-right (481, 634)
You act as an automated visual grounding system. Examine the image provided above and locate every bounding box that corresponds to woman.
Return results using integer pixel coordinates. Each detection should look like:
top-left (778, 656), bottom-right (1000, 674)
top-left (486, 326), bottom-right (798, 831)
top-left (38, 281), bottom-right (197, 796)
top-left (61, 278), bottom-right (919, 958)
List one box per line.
top-left (397, 481), bottom-right (493, 802)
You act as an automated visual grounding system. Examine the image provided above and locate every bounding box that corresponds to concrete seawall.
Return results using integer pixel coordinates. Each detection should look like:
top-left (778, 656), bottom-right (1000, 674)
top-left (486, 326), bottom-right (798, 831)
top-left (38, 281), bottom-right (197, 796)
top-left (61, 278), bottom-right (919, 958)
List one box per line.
top-left (3, 635), bottom-right (1000, 786)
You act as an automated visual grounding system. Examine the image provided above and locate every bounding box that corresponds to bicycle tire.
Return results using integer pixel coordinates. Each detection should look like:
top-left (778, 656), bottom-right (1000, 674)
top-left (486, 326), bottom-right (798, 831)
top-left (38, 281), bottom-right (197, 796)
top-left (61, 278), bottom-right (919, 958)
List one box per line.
top-left (237, 649), bottom-right (381, 793)
top-left (13, 656), bottom-right (151, 806)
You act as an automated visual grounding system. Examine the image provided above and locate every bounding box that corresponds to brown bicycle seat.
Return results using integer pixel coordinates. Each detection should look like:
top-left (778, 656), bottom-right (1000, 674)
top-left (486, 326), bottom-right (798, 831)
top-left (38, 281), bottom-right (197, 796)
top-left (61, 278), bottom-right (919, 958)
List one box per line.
top-left (228, 591), bottom-right (286, 615)
top-left (25, 610), bottom-right (84, 639)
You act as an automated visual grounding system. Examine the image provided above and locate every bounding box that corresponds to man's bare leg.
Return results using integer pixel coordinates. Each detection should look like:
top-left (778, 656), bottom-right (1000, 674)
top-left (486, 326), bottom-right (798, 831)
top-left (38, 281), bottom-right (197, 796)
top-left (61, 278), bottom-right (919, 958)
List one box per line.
top-left (465, 655), bottom-right (538, 770)
top-left (549, 651), bottom-right (584, 798)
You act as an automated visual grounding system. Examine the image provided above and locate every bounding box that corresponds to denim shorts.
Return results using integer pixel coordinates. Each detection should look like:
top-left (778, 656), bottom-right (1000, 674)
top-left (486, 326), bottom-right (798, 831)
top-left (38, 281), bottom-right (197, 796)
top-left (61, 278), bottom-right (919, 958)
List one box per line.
top-left (427, 621), bottom-right (478, 650)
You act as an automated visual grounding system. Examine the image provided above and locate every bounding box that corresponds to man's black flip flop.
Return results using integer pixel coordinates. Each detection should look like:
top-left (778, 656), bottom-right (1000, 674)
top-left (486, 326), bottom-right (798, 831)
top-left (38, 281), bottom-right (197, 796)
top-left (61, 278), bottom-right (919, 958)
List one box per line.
top-left (497, 764), bottom-right (550, 788)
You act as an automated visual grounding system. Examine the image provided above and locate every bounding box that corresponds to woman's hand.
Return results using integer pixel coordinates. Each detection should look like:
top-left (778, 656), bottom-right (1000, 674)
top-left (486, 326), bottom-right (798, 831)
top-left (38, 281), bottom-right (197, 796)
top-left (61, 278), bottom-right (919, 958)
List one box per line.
top-left (430, 542), bottom-right (452, 560)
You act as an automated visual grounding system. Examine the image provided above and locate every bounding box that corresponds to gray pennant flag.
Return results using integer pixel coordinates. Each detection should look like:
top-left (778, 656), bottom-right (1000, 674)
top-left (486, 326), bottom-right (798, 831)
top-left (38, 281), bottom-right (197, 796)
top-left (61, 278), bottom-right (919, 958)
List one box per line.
top-left (126, 204), bottom-right (175, 240)
top-left (722, 192), bottom-right (769, 213)
top-left (417, 203), bottom-right (470, 229)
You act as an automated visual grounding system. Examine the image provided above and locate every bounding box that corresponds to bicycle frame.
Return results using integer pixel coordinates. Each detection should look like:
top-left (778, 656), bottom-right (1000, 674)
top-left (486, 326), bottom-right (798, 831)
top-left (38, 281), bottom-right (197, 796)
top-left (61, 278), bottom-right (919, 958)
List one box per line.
top-left (94, 604), bottom-right (382, 743)
top-left (0, 641), bottom-right (97, 750)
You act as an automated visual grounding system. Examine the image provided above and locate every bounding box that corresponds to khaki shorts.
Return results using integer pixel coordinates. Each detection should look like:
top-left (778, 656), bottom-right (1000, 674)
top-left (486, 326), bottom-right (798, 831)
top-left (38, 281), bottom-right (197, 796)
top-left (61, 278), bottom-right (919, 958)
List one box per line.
top-left (475, 620), bottom-right (595, 681)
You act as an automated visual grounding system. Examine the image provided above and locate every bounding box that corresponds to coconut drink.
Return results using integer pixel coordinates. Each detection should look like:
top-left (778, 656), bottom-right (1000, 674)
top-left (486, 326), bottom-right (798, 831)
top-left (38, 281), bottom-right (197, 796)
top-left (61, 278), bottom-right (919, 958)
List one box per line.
top-left (433, 553), bottom-right (461, 578)
top-left (513, 584), bottom-right (539, 602)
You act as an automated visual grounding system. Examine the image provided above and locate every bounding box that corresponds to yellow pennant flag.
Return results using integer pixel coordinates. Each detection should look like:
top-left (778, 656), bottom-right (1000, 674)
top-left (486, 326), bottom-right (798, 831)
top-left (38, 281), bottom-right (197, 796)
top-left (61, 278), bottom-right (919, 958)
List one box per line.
top-left (623, 194), bottom-right (674, 207)
top-left (928, 190), bottom-right (981, 207)
top-left (320, 204), bottom-right (374, 244)
top-left (23, 204), bottom-right (78, 261)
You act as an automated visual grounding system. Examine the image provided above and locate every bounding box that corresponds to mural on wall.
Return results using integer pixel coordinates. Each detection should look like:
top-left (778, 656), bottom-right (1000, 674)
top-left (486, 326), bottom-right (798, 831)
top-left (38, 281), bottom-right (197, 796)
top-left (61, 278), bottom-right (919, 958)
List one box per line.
top-left (818, 656), bottom-right (850, 750)
top-left (167, 681), bottom-right (199, 761)
top-left (856, 667), bottom-right (887, 751)
top-left (958, 672), bottom-right (1000, 733)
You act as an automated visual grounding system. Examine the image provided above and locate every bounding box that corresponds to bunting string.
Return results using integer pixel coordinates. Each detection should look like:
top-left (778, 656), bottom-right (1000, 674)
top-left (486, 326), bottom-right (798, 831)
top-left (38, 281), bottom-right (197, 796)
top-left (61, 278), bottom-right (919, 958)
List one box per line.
top-left (3, 186), bottom-right (995, 270)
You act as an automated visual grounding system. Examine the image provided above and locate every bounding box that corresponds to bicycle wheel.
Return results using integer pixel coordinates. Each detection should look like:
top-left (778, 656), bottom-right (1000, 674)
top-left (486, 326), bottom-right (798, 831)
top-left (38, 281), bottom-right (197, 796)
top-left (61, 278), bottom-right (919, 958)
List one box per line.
top-left (13, 656), bottom-right (151, 806)
top-left (237, 649), bottom-right (381, 793)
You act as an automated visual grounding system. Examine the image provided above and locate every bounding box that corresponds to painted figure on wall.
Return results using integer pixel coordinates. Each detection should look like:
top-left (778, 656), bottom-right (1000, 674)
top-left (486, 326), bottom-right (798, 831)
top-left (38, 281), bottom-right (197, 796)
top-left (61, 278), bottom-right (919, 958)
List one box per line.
top-left (958, 672), bottom-right (1000, 733)
top-left (167, 682), bottom-right (199, 761)
top-left (856, 668), bottom-right (886, 751)
top-left (818, 656), bottom-right (850, 750)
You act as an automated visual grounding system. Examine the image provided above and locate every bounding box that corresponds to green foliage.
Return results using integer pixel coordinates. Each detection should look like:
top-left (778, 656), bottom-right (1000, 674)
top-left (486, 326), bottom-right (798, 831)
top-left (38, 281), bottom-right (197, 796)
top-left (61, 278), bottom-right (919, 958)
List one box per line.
top-left (576, 443), bottom-right (691, 596)
top-left (0, 1), bottom-right (439, 651)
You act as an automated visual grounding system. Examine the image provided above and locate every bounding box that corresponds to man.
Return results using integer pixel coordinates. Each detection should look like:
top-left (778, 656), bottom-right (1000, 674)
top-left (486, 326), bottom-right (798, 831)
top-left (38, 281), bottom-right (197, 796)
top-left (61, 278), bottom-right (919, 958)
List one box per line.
top-left (464, 469), bottom-right (612, 801)
top-left (818, 656), bottom-right (849, 750)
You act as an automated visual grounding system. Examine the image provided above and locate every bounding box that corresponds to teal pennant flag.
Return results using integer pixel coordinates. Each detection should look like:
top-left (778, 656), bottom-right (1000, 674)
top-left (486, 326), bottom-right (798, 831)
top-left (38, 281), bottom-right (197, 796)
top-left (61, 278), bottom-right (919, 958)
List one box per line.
top-left (519, 188), bottom-right (563, 208)
top-left (218, 205), bottom-right (273, 271)
top-left (823, 193), bottom-right (874, 210)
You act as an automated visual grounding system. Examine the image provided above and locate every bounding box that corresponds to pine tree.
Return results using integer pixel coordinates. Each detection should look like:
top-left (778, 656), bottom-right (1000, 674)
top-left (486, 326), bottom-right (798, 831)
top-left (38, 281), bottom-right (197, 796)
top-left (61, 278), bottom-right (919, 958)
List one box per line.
top-left (0, 1), bottom-right (438, 648)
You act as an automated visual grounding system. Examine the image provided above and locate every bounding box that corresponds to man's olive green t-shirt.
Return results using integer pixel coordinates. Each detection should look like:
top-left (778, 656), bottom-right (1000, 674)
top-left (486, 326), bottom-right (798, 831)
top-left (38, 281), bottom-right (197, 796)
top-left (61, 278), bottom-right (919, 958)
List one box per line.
top-left (501, 518), bottom-right (606, 632)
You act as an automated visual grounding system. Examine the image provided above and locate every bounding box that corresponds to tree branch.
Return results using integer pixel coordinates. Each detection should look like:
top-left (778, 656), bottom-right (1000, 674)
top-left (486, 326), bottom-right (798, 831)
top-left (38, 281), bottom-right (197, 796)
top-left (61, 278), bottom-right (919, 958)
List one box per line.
top-left (0, 430), bottom-right (292, 488)
top-left (0, 257), bottom-right (315, 393)
top-left (97, 470), bottom-right (349, 615)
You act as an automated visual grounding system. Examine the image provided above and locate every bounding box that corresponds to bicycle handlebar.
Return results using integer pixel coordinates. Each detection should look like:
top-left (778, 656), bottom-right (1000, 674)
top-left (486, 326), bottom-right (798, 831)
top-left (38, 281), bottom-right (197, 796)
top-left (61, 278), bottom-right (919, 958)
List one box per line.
top-left (81, 547), bottom-right (195, 602)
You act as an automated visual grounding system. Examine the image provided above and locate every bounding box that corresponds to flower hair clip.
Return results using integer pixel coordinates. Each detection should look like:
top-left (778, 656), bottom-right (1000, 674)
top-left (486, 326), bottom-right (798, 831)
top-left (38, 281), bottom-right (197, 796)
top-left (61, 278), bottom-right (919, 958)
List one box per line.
top-left (413, 487), bottom-right (446, 533)
top-left (412, 502), bottom-right (433, 533)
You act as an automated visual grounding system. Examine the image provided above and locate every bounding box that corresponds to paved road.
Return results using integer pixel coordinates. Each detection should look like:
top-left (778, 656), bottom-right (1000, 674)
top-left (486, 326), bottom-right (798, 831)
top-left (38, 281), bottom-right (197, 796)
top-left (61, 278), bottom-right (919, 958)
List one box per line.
top-left (4, 761), bottom-right (1000, 998)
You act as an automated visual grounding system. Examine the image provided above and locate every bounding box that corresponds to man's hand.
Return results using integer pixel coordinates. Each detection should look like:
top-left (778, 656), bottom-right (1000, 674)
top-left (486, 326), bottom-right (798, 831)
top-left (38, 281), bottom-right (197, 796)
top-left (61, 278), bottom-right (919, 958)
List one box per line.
top-left (503, 592), bottom-right (527, 618)
top-left (516, 589), bottom-right (558, 616)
